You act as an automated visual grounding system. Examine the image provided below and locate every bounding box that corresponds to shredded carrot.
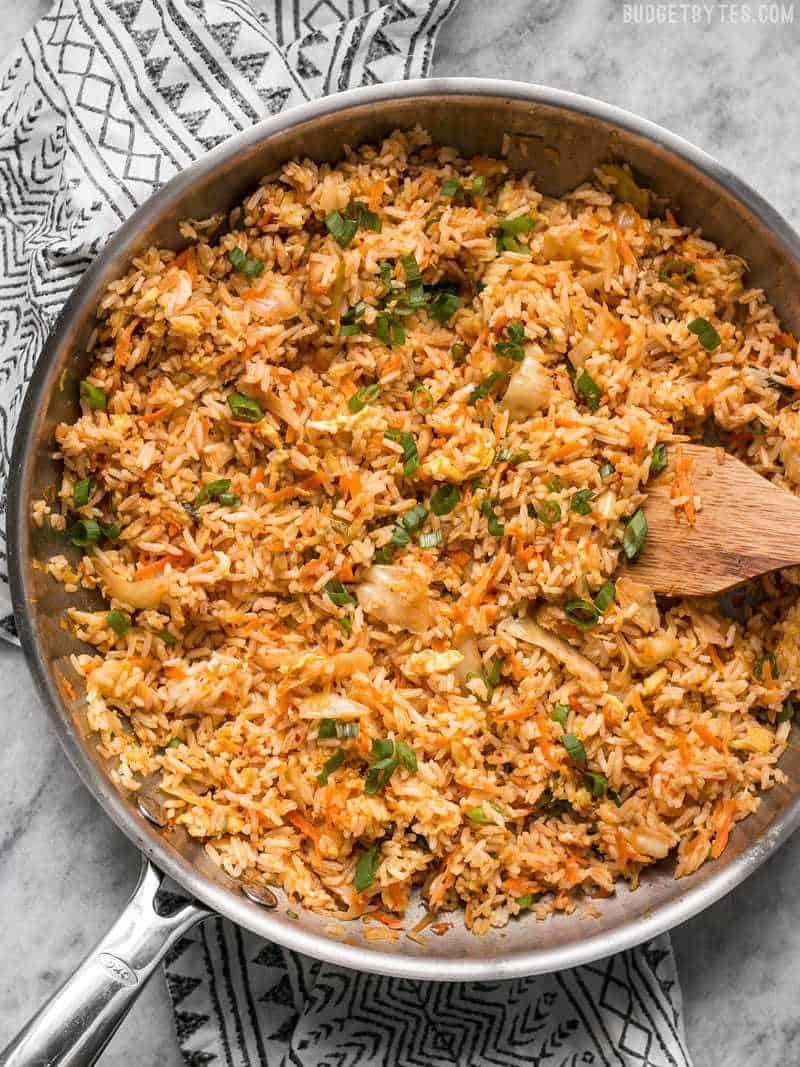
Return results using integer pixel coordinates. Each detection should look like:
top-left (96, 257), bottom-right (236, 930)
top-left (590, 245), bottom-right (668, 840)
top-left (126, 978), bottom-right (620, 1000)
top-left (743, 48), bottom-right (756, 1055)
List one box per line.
top-left (448, 550), bottom-right (471, 567)
top-left (136, 405), bottom-right (171, 424)
top-left (494, 701), bottom-right (537, 724)
top-left (369, 910), bottom-right (403, 929)
top-left (135, 559), bottom-right (169, 579)
top-left (339, 470), bottom-right (362, 499)
top-left (711, 799), bottom-right (736, 859)
top-left (627, 688), bottom-right (646, 716)
top-left (462, 548), bottom-right (506, 609)
top-left (431, 923), bottom-right (452, 936)
top-left (267, 472), bottom-right (325, 503)
top-left (164, 665), bottom-right (187, 681)
top-left (614, 226), bottom-right (636, 266)
top-left (368, 180), bottom-right (385, 211)
top-left (615, 831), bottom-right (630, 870)
top-left (115, 318), bottom-right (140, 366)
top-left (338, 560), bottom-right (355, 582)
top-left (707, 644), bottom-right (724, 673)
top-left (250, 467), bottom-right (265, 488)
top-left (501, 877), bottom-right (540, 895)
top-left (286, 811), bottom-right (321, 862)
top-left (775, 331), bottom-right (798, 349)
top-left (694, 722), bottom-right (725, 751)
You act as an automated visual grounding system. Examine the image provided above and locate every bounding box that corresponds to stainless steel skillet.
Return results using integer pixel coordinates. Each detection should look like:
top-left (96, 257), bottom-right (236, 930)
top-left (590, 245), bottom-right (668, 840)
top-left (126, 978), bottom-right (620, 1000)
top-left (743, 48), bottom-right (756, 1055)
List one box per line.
top-left (5, 78), bottom-right (800, 1066)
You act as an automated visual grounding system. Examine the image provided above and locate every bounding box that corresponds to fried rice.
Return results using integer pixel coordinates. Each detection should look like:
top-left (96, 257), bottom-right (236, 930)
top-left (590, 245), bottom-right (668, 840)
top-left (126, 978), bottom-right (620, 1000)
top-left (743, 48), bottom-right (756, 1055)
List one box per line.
top-left (38, 126), bottom-right (800, 936)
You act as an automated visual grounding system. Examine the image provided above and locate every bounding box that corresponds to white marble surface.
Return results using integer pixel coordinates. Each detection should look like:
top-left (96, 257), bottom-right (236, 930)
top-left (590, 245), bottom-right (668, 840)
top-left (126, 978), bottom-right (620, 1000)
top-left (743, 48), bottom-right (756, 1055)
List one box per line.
top-left (2, 1), bottom-right (800, 1063)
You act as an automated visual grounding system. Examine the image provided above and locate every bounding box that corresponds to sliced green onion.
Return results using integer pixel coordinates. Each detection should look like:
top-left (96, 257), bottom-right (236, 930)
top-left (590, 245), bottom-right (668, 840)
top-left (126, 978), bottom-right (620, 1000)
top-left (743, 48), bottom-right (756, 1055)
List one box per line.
top-left (499, 213), bottom-right (535, 234)
top-left (427, 288), bottom-right (462, 324)
top-left (754, 652), bottom-right (778, 682)
top-left (373, 546), bottom-right (395, 565)
top-left (218, 492), bottom-right (240, 507)
top-left (339, 301), bottom-right (367, 337)
top-left (206, 479), bottom-right (231, 499)
top-left (66, 518), bottom-right (102, 548)
top-left (419, 529), bottom-right (443, 549)
top-left (73, 477), bottom-right (93, 509)
top-left (391, 524), bottom-right (411, 547)
top-left (412, 384), bottom-right (434, 415)
top-left (659, 257), bottom-right (696, 285)
top-left (100, 522), bottom-right (120, 541)
top-left (564, 599), bottom-right (601, 629)
top-left (562, 732), bottom-right (587, 766)
top-left (649, 443), bottom-right (668, 475)
top-left (551, 703), bottom-right (569, 726)
top-left (430, 484), bottom-right (460, 515)
top-left (598, 164), bottom-right (650, 217)
top-left (376, 312), bottom-right (405, 347)
top-left (493, 321), bottom-right (526, 362)
top-left (106, 610), bottom-right (130, 637)
top-left (570, 489), bottom-right (593, 515)
top-left (364, 738), bottom-right (399, 795)
top-left (688, 317), bottom-right (721, 351)
top-left (396, 739), bottom-right (417, 772)
top-left (379, 260), bottom-right (394, 288)
top-left (575, 369), bottom-right (602, 411)
top-left (471, 175), bottom-right (486, 195)
top-left (440, 178), bottom-right (464, 198)
top-left (227, 393), bottom-right (263, 423)
top-left (468, 370), bottom-right (510, 406)
top-left (153, 629), bottom-right (177, 646)
top-left (399, 502), bottom-right (428, 533)
top-left (484, 655), bottom-right (504, 690)
top-left (325, 210), bottom-right (358, 248)
top-left (583, 770), bottom-right (608, 798)
top-left (384, 429), bottom-right (419, 477)
top-left (317, 748), bottom-right (345, 786)
top-left (466, 805), bottom-right (490, 823)
top-left (325, 580), bottom-right (356, 607)
top-left (622, 508), bottom-right (648, 561)
top-left (345, 200), bottom-right (382, 232)
top-left (401, 253), bottom-right (422, 286)
top-left (80, 380), bottom-right (106, 410)
top-left (354, 844), bottom-right (380, 892)
top-left (599, 461), bottom-right (616, 479)
top-left (480, 497), bottom-right (505, 537)
top-left (497, 233), bottom-right (527, 254)
top-left (165, 737), bottom-right (181, 749)
top-left (338, 616), bottom-right (353, 633)
top-left (516, 893), bottom-right (538, 910)
top-left (537, 499), bottom-right (562, 526)
top-left (228, 246), bottom-right (264, 278)
top-left (593, 580), bottom-right (615, 613)
top-left (451, 341), bottom-right (469, 365)
top-left (777, 699), bottom-right (795, 723)
top-left (348, 383), bottom-right (380, 413)
top-left (547, 475), bottom-right (562, 491)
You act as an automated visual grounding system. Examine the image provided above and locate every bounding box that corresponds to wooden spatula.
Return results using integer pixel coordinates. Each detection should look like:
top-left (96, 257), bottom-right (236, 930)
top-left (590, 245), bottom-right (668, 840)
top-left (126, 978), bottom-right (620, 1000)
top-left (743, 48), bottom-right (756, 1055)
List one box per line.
top-left (623, 443), bottom-right (800, 597)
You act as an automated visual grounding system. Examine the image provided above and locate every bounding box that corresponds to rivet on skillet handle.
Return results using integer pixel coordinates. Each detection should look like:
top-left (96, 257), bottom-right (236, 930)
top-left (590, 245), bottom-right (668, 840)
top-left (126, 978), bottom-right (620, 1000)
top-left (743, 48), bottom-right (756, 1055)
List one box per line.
top-left (0, 857), bottom-right (210, 1067)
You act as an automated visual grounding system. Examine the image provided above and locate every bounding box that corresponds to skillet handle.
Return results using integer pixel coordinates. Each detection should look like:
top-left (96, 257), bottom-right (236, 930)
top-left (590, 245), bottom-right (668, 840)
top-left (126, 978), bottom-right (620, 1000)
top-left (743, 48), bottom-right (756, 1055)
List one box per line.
top-left (0, 857), bottom-right (211, 1067)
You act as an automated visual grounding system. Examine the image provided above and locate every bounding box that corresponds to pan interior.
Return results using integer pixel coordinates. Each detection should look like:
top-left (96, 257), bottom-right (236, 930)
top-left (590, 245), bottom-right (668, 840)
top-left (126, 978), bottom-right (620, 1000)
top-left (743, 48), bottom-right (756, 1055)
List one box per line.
top-left (11, 82), bottom-right (800, 980)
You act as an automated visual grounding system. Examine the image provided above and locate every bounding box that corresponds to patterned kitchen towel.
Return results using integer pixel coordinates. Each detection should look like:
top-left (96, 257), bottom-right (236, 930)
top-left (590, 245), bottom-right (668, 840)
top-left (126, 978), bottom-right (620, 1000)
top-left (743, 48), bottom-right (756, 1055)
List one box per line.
top-left (1, 2), bottom-right (692, 1064)
top-left (164, 916), bottom-right (693, 1066)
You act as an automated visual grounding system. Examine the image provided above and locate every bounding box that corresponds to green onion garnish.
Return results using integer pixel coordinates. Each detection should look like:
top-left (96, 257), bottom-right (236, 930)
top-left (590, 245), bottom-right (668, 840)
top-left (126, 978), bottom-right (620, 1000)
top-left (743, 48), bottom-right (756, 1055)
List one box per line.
top-left (537, 499), bottom-right (562, 526)
top-left (384, 429), bottom-right (419, 477)
top-left (493, 321), bottom-right (526, 362)
top-left (338, 616), bottom-right (353, 633)
top-left (622, 508), bottom-right (648, 561)
top-left (218, 492), bottom-right (240, 507)
top-left (80, 380), bottom-right (106, 410)
top-left (227, 393), bottom-right (263, 422)
top-left (419, 529), bottom-right (443, 549)
top-left (354, 844), bottom-right (380, 892)
top-left (396, 739), bottom-right (417, 772)
top-left (754, 652), bottom-right (778, 682)
top-left (659, 258), bottom-right (696, 285)
top-left (399, 503), bottom-right (428, 533)
top-left (318, 718), bottom-right (359, 740)
top-left (575, 370), bottom-right (602, 411)
top-left (562, 732), bottom-right (587, 766)
top-left (777, 699), bottom-right (795, 723)
top-left (516, 893), bottom-right (538, 910)
top-left (66, 518), bottom-right (102, 548)
top-left (228, 246), bottom-right (264, 278)
top-left (348, 383), bottom-right (380, 413)
top-left (427, 288), bottom-right (462, 324)
top-left (547, 475), bottom-right (562, 491)
top-left (107, 610), bottom-right (130, 637)
top-left (325, 580), bottom-right (356, 607)
top-left (593, 580), bottom-right (615, 613)
top-left (480, 497), bottom-right (505, 537)
top-left (583, 770), bottom-right (608, 798)
top-left (688, 317), bottom-right (721, 351)
top-left (339, 301), bottom-right (367, 337)
top-left (73, 477), bottom-right (93, 509)
top-left (564, 599), bottom-right (601, 629)
top-left (599, 461), bottom-right (616, 479)
top-left (412, 384), bottom-right (434, 415)
top-left (379, 260), bottom-right (394, 288)
top-left (165, 738), bottom-right (181, 749)
top-left (364, 738), bottom-right (401, 795)
top-left (440, 178), bottom-right (464, 198)
top-left (376, 312), bottom-right (406, 347)
top-left (650, 443), bottom-right (668, 475)
top-left (345, 200), bottom-right (382, 233)
top-left (325, 210), bottom-right (358, 248)
top-left (471, 175), bottom-right (486, 195)
top-left (498, 213), bottom-right (535, 235)
top-left (401, 252), bottom-right (422, 286)
top-left (317, 748), bottom-right (345, 786)
top-left (466, 805), bottom-right (490, 823)
top-left (551, 703), bottom-right (569, 726)
top-left (468, 371), bottom-right (510, 406)
top-left (430, 484), bottom-right (460, 515)
top-left (497, 233), bottom-right (527, 254)
top-left (570, 489), bottom-right (593, 515)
